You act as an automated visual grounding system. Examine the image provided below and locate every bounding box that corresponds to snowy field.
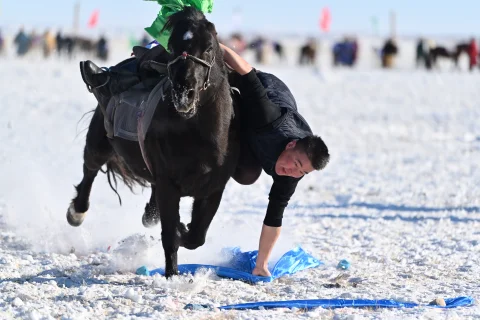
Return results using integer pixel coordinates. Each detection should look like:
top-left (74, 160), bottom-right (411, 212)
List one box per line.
top-left (0, 40), bottom-right (479, 319)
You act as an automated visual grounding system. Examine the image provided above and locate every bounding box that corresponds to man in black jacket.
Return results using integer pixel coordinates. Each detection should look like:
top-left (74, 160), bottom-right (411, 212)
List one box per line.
top-left (221, 44), bottom-right (329, 277)
top-left (81, 43), bottom-right (329, 278)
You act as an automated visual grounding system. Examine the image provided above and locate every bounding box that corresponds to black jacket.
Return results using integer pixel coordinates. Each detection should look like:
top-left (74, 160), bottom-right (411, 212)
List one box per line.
top-left (238, 70), bottom-right (312, 227)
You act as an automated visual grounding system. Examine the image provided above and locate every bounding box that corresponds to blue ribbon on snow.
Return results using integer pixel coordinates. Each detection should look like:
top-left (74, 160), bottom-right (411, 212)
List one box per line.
top-left (218, 296), bottom-right (474, 310)
top-left (141, 247), bottom-right (322, 283)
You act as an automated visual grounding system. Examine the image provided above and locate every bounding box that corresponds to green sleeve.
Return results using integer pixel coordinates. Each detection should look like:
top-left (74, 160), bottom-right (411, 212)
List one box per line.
top-left (143, 0), bottom-right (214, 50)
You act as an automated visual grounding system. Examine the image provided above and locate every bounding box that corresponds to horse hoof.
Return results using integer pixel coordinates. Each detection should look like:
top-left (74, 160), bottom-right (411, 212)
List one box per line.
top-left (142, 212), bottom-right (159, 228)
top-left (181, 240), bottom-right (203, 250)
top-left (67, 203), bottom-right (86, 227)
top-left (179, 232), bottom-right (205, 250)
top-left (142, 202), bottom-right (159, 228)
top-left (165, 269), bottom-right (179, 279)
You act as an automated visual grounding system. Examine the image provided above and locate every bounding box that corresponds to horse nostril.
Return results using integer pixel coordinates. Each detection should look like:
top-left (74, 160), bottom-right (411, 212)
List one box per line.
top-left (187, 90), bottom-right (195, 100)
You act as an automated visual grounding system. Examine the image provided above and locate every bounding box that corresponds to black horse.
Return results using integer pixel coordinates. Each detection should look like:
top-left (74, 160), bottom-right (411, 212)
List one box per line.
top-left (429, 46), bottom-right (452, 68)
top-left (67, 7), bottom-right (240, 277)
top-left (452, 43), bottom-right (470, 69)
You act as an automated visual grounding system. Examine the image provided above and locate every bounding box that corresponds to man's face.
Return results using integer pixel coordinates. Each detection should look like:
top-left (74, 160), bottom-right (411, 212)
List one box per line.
top-left (275, 140), bottom-right (314, 178)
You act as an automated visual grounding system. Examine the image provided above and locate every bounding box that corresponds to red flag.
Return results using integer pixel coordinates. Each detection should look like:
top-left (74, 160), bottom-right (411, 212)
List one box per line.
top-left (88, 10), bottom-right (99, 28)
top-left (319, 7), bottom-right (331, 32)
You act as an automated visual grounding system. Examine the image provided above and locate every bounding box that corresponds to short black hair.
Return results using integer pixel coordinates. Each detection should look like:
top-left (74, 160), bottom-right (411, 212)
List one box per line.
top-left (295, 135), bottom-right (330, 170)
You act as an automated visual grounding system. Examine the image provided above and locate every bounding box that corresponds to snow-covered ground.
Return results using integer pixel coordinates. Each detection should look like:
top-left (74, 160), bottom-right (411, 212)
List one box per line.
top-left (0, 40), bottom-right (479, 319)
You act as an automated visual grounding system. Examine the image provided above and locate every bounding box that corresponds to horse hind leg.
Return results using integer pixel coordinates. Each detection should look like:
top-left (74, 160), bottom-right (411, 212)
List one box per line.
top-left (142, 185), bottom-right (159, 228)
top-left (67, 107), bottom-right (112, 227)
top-left (67, 161), bottom-right (103, 226)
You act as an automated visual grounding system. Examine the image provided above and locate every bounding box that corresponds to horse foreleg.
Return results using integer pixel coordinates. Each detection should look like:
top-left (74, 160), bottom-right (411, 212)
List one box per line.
top-left (181, 190), bottom-right (224, 250)
top-left (67, 107), bottom-right (112, 227)
top-left (142, 185), bottom-right (159, 228)
top-left (156, 180), bottom-right (181, 278)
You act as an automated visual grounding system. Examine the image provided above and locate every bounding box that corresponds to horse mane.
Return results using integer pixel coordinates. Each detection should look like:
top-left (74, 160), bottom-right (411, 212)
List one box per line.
top-left (162, 6), bottom-right (206, 33)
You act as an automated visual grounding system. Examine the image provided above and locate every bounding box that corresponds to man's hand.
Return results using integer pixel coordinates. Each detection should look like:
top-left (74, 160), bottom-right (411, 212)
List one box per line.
top-left (252, 266), bottom-right (272, 277)
top-left (219, 43), bottom-right (253, 76)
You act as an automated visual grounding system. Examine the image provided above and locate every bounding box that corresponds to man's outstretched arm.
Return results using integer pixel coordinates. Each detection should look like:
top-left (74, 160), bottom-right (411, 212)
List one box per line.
top-left (254, 177), bottom-right (300, 277)
top-left (253, 225), bottom-right (281, 277)
top-left (220, 43), bottom-right (282, 128)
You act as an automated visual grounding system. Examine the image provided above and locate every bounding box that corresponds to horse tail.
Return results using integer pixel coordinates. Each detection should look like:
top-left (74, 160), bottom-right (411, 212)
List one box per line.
top-left (104, 154), bottom-right (149, 205)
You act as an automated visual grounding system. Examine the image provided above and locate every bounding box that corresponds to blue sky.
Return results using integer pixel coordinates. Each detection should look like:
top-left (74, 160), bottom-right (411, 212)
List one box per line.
top-left (1, 0), bottom-right (479, 37)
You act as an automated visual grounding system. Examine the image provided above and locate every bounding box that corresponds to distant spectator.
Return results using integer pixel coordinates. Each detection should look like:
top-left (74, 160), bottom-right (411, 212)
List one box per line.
top-left (272, 41), bottom-right (284, 61)
top-left (140, 34), bottom-right (150, 47)
top-left (229, 33), bottom-right (246, 54)
top-left (381, 38), bottom-right (398, 68)
top-left (351, 38), bottom-right (358, 65)
top-left (249, 36), bottom-right (266, 64)
top-left (0, 29), bottom-right (4, 55)
top-left (28, 30), bottom-right (41, 52)
top-left (56, 31), bottom-right (64, 56)
top-left (299, 38), bottom-right (317, 65)
top-left (14, 27), bottom-right (30, 56)
top-left (332, 37), bottom-right (356, 67)
top-left (97, 35), bottom-right (109, 61)
top-left (468, 38), bottom-right (478, 71)
top-left (63, 36), bottom-right (75, 59)
top-left (415, 38), bottom-right (426, 68)
top-left (43, 29), bottom-right (56, 58)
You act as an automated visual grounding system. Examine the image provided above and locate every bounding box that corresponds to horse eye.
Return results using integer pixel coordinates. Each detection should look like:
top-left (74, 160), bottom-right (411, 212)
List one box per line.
top-left (206, 47), bottom-right (213, 53)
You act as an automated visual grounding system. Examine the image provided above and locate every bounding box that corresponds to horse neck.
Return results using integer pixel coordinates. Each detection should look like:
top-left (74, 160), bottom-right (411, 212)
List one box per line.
top-left (200, 62), bottom-right (231, 120)
top-left (196, 65), bottom-right (233, 158)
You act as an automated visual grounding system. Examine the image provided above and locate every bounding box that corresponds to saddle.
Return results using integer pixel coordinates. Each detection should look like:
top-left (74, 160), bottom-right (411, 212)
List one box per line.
top-left (80, 44), bottom-right (242, 141)
top-left (80, 44), bottom-right (173, 139)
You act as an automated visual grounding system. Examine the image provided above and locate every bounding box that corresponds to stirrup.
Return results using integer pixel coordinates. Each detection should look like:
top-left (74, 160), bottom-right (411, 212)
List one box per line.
top-left (84, 70), bottom-right (110, 93)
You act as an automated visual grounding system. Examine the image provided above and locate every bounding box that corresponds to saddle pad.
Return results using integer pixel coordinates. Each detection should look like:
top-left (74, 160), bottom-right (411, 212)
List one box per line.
top-left (106, 76), bottom-right (169, 141)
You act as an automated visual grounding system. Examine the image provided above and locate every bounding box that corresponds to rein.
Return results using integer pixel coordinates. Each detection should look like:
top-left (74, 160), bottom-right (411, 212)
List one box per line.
top-left (167, 51), bottom-right (215, 91)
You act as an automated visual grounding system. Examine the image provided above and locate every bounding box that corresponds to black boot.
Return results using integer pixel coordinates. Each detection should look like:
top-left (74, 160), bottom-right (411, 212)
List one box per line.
top-left (80, 60), bottom-right (114, 109)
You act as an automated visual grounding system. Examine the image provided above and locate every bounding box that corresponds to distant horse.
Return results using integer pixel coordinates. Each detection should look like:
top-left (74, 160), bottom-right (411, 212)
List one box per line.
top-left (74, 37), bottom-right (96, 56)
top-left (67, 7), bottom-right (240, 277)
top-left (429, 46), bottom-right (453, 68)
top-left (299, 41), bottom-right (317, 65)
top-left (451, 43), bottom-right (470, 69)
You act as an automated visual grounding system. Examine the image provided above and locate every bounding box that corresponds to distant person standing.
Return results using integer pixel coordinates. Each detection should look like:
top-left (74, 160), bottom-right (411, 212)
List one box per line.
top-left (14, 27), bottom-right (30, 56)
top-left (299, 38), bottom-right (317, 66)
top-left (28, 29), bottom-right (41, 52)
top-left (272, 41), bottom-right (284, 61)
top-left (250, 36), bottom-right (266, 64)
top-left (229, 33), bottom-right (246, 55)
top-left (381, 38), bottom-right (398, 68)
top-left (64, 36), bottom-right (75, 59)
top-left (415, 38), bottom-right (426, 68)
top-left (43, 29), bottom-right (56, 58)
top-left (468, 38), bottom-right (478, 71)
top-left (351, 38), bottom-right (358, 66)
top-left (56, 31), bottom-right (64, 57)
top-left (97, 35), bottom-right (109, 61)
top-left (140, 34), bottom-right (150, 47)
top-left (0, 29), bottom-right (4, 55)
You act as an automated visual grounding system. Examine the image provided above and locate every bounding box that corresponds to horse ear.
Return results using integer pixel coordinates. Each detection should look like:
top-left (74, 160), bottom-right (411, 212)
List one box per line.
top-left (206, 22), bottom-right (217, 37)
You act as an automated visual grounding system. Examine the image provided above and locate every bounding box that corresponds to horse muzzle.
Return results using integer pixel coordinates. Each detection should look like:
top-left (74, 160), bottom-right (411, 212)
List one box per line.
top-left (176, 105), bottom-right (197, 119)
top-left (172, 88), bottom-right (198, 118)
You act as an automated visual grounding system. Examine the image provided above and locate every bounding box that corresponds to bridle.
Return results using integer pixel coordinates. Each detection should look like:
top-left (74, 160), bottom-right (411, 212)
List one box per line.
top-left (167, 51), bottom-right (215, 91)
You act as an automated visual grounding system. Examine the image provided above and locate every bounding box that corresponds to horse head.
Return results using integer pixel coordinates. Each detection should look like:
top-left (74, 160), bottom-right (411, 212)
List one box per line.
top-left (163, 7), bottom-right (223, 119)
